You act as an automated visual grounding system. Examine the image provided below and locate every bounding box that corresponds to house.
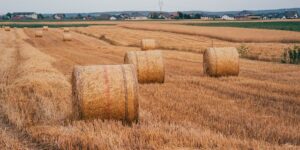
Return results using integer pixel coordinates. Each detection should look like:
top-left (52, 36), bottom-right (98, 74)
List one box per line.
top-left (235, 10), bottom-right (261, 20)
top-left (53, 14), bottom-right (65, 20)
top-left (159, 12), bottom-right (171, 19)
top-left (110, 16), bottom-right (117, 20)
top-left (221, 15), bottom-right (235, 20)
top-left (129, 12), bottom-right (148, 20)
top-left (130, 16), bottom-right (148, 20)
top-left (12, 12), bottom-right (38, 20)
top-left (282, 16), bottom-right (287, 19)
top-left (170, 12), bottom-right (180, 19)
top-left (119, 13), bottom-right (130, 20)
top-left (95, 14), bottom-right (111, 20)
top-left (201, 16), bottom-right (213, 20)
top-left (201, 14), bottom-right (217, 20)
top-left (284, 11), bottom-right (299, 19)
top-left (235, 15), bottom-right (261, 20)
top-left (83, 15), bottom-right (93, 20)
top-left (148, 12), bottom-right (170, 19)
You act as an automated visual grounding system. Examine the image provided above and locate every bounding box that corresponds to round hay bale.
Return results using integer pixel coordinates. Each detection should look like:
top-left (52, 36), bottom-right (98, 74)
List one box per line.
top-left (63, 33), bottom-right (72, 41)
top-left (4, 26), bottom-right (10, 31)
top-left (73, 64), bottom-right (139, 124)
top-left (124, 50), bottom-right (165, 83)
top-left (63, 28), bottom-right (70, 32)
top-left (141, 39), bottom-right (156, 50)
top-left (203, 47), bottom-right (239, 77)
top-left (43, 26), bottom-right (48, 31)
top-left (35, 30), bottom-right (43, 38)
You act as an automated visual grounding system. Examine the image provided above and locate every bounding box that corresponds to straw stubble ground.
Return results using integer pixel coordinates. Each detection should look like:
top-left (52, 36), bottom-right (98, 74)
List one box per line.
top-left (75, 24), bottom-right (298, 62)
top-left (0, 26), bottom-right (299, 149)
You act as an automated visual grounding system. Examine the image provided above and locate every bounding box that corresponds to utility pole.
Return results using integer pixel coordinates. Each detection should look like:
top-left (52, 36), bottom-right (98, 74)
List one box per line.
top-left (159, 0), bottom-right (164, 13)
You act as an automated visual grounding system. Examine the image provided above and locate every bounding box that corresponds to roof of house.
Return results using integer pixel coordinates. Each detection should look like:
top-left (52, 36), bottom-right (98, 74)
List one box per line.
top-left (13, 12), bottom-right (36, 15)
top-left (223, 14), bottom-right (235, 17)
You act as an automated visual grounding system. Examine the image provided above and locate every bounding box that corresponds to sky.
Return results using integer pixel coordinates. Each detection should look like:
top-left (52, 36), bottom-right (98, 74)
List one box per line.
top-left (0, 0), bottom-right (300, 14)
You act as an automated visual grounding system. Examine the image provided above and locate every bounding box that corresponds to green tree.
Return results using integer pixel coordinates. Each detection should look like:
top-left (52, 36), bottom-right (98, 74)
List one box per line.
top-left (76, 14), bottom-right (83, 19)
top-left (38, 14), bottom-right (44, 20)
top-left (184, 14), bottom-right (191, 19)
top-left (149, 12), bottom-right (159, 19)
top-left (178, 12), bottom-right (184, 19)
top-left (289, 50), bottom-right (293, 64)
top-left (298, 50), bottom-right (300, 64)
top-left (293, 50), bottom-right (297, 64)
top-left (194, 13), bottom-right (202, 19)
top-left (281, 49), bottom-right (288, 63)
top-left (6, 13), bottom-right (12, 19)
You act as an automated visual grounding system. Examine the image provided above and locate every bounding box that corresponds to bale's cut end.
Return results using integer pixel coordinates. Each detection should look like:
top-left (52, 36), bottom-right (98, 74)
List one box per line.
top-left (63, 33), bottom-right (72, 41)
top-left (4, 27), bottom-right (10, 31)
top-left (43, 26), bottom-right (49, 31)
top-left (203, 47), bottom-right (239, 77)
top-left (73, 64), bottom-right (139, 124)
top-left (124, 50), bottom-right (165, 83)
top-left (141, 39), bottom-right (156, 50)
top-left (35, 30), bottom-right (43, 38)
top-left (63, 28), bottom-right (70, 32)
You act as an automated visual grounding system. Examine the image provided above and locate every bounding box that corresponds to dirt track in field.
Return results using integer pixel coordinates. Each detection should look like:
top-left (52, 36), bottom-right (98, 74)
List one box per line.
top-left (0, 26), bottom-right (299, 149)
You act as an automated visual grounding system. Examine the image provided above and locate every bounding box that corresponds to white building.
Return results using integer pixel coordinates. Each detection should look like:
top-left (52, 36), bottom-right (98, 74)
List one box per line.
top-left (130, 16), bottom-right (148, 20)
top-left (221, 15), bottom-right (235, 20)
top-left (13, 12), bottom-right (38, 20)
top-left (53, 14), bottom-right (65, 20)
top-left (201, 16), bottom-right (213, 20)
top-left (110, 16), bottom-right (117, 20)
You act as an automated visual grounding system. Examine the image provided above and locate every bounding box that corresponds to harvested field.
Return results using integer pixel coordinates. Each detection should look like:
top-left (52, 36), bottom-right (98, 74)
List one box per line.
top-left (0, 24), bottom-right (299, 149)
top-left (75, 24), bottom-right (297, 62)
top-left (120, 23), bottom-right (300, 43)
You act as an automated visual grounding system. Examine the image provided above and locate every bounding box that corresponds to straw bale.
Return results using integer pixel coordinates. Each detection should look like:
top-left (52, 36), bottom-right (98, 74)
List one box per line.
top-left (141, 39), bottom-right (156, 50)
top-left (43, 26), bottom-right (49, 31)
top-left (63, 33), bottom-right (72, 41)
top-left (203, 47), bottom-right (239, 77)
top-left (35, 30), bottom-right (43, 38)
top-left (64, 28), bottom-right (70, 32)
top-left (4, 27), bottom-right (10, 31)
top-left (124, 50), bottom-right (165, 83)
top-left (73, 64), bottom-right (139, 124)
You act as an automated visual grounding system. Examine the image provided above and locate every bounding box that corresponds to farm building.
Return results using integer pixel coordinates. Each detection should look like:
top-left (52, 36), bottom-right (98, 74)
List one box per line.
top-left (221, 15), bottom-right (235, 20)
top-left (53, 14), bottom-right (65, 20)
top-left (110, 16), bottom-right (117, 20)
top-left (12, 12), bottom-right (38, 20)
top-left (129, 12), bottom-right (148, 20)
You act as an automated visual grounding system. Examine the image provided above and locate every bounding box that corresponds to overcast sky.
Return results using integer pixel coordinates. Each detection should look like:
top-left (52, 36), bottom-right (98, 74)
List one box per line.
top-left (1, 0), bottom-right (300, 13)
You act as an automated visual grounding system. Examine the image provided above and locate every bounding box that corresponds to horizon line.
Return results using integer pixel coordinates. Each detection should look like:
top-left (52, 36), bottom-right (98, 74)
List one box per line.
top-left (1, 7), bottom-right (299, 14)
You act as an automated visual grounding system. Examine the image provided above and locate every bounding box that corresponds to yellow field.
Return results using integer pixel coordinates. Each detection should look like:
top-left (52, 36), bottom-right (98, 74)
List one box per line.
top-left (75, 23), bottom-right (298, 62)
top-left (0, 22), bottom-right (299, 149)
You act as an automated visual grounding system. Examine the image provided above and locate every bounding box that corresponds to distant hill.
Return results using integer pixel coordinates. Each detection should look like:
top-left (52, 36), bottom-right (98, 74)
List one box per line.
top-left (183, 8), bottom-right (300, 16)
top-left (41, 8), bottom-right (300, 18)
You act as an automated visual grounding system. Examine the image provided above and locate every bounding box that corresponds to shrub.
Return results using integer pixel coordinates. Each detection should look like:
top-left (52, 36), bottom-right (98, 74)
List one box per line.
top-left (237, 44), bottom-right (249, 57)
top-left (282, 45), bottom-right (300, 64)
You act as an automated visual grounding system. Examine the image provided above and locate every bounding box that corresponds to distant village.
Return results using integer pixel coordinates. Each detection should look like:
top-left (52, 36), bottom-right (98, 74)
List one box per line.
top-left (0, 10), bottom-right (299, 21)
